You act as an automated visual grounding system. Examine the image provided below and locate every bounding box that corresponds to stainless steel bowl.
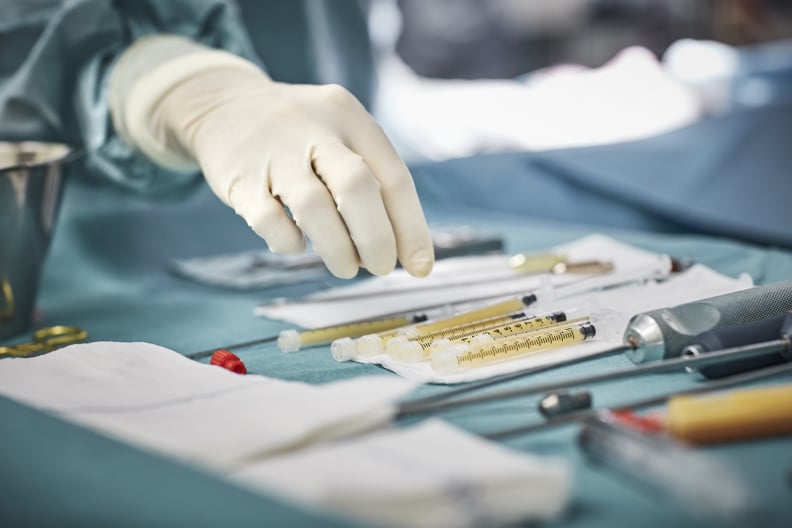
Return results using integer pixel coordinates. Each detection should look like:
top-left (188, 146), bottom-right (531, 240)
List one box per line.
top-left (0, 142), bottom-right (76, 340)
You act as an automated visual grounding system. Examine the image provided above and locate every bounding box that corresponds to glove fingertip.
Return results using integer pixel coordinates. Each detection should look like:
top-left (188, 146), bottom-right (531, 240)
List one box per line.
top-left (365, 258), bottom-right (397, 277)
top-left (403, 248), bottom-right (435, 278)
top-left (268, 239), bottom-right (307, 255)
top-left (247, 222), bottom-right (306, 255)
top-left (328, 263), bottom-right (359, 280)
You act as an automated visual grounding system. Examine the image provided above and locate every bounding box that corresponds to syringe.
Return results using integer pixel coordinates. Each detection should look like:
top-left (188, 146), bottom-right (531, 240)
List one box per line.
top-left (388, 311), bottom-right (572, 363)
top-left (432, 320), bottom-right (599, 374)
top-left (325, 259), bottom-right (671, 361)
top-left (384, 311), bottom-right (539, 361)
top-left (428, 307), bottom-right (594, 354)
top-left (325, 260), bottom-right (666, 336)
top-left (331, 268), bottom-right (633, 363)
top-left (277, 313), bottom-right (429, 352)
top-left (331, 295), bottom-right (537, 361)
top-left (400, 330), bottom-right (792, 417)
top-left (397, 281), bottom-right (792, 410)
top-left (187, 312), bottom-right (428, 359)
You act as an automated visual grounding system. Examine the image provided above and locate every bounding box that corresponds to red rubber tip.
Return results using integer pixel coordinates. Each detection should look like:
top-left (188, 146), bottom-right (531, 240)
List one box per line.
top-left (210, 349), bottom-right (247, 375)
top-left (610, 410), bottom-right (664, 434)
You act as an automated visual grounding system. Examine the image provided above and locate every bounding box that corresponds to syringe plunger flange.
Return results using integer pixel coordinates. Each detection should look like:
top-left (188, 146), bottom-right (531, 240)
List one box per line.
top-left (331, 337), bottom-right (357, 362)
top-left (277, 329), bottom-right (302, 353)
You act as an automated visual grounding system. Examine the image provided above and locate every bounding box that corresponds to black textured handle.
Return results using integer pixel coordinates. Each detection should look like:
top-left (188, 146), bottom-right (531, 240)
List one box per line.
top-left (693, 312), bottom-right (792, 379)
top-left (695, 312), bottom-right (789, 350)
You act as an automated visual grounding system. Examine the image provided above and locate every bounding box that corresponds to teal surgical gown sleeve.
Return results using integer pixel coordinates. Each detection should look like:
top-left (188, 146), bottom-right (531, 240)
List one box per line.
top-left (0, 0), bottom-right (260, 195)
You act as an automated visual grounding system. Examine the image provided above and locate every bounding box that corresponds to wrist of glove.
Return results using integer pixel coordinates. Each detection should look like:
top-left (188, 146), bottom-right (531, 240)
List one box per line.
top-left (112, 38), bottom-right (434, 279)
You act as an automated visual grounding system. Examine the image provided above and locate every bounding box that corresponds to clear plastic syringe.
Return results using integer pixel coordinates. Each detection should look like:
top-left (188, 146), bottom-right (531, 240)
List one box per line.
top-left (428, 315), bottom-right (590, 354)
top-left (432, 320), bottom-right (597, 374)
top-left (331, 294), bottom-right (536, 361)
top-left (384, 311), bottom-right (533, 356)
top-left (277, 313), bottom-right (428, 353)
top-left (389, 311), bottom-right (570, 363)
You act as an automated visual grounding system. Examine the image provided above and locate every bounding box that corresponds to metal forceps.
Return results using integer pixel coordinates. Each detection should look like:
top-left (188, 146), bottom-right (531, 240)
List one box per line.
top-left (0, 325), bottom-right (88, 357)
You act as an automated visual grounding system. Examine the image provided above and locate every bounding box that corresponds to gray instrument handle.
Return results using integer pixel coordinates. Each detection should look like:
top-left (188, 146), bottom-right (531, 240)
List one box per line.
top-left (624, 281), bottom-right (792, 363)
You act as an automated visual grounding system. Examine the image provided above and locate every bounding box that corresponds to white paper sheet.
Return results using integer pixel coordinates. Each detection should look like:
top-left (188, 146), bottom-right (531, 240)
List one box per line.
top-left (0, 342), bottom-right (413, 470)
top-left (233, 420), bottom-right (570, 528)
top-left (257, 234), bottom-right (671, 327)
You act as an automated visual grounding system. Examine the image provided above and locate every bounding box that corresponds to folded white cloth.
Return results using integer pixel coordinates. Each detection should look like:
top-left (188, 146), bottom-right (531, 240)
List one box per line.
top-left (233, 419), bottom-right (571, 528)
top-left (0, 342), bottom-right (413, 470)
top-left (0, 342), bottom-right (572, 526)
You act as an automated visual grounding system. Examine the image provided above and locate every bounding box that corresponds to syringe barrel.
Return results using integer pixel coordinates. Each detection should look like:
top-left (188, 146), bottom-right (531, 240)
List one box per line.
top-left (432, 321), bottom-right (595, 374)
top-left (624, 281), bottom-right (792, 364)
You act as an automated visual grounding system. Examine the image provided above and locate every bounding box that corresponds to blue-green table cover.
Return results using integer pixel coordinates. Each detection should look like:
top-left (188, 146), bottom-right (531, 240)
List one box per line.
top-left (3, 126), bottom-right (792, 526)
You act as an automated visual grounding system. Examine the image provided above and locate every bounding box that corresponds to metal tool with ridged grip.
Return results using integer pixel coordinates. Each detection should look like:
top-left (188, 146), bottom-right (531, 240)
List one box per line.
top-left (623, 281), bottom-right (792, 363)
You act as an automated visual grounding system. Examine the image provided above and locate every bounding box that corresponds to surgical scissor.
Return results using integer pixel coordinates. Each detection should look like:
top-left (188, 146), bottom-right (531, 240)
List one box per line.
top-left (0, 325), bottom-right (88, 357)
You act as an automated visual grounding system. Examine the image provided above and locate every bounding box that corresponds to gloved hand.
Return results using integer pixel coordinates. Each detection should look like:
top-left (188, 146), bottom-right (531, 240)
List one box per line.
top-left (110, 36), bottom-right (434, 279)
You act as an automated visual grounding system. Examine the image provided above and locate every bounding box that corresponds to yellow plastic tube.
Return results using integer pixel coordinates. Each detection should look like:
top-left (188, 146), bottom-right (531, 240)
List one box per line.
top-left (665, 384), bottom-right (792, 445)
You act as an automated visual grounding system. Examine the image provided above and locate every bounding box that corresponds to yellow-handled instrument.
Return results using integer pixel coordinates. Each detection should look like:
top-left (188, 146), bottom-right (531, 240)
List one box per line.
top-left (665, 384), bottom-right (792, 445)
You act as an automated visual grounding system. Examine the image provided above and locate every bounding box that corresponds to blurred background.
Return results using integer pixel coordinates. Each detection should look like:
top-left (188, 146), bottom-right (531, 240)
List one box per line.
top-left (383, 0), bottom-right (792, 79)
top-left (362, 0), bottom-right (792, 162)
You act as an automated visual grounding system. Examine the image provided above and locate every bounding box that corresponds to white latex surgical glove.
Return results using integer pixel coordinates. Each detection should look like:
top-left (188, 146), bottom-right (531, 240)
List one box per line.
top-left (110, 36), bottom-right (434, 279)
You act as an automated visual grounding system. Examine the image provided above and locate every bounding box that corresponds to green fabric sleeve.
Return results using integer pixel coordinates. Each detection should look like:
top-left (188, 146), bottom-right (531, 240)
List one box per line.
top-left (0, 0), bottom-right (261, 195)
